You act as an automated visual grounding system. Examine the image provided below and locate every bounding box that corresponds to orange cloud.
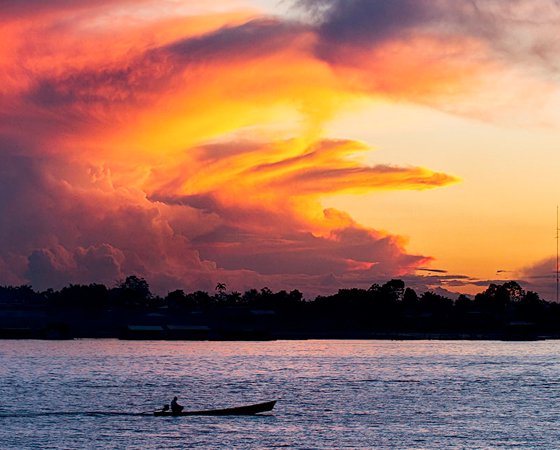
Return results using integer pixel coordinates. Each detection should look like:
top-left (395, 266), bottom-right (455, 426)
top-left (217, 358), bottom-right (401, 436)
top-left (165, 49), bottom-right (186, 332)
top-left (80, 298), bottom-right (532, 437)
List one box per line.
top-left (4, 0), bottom-right (551, 296)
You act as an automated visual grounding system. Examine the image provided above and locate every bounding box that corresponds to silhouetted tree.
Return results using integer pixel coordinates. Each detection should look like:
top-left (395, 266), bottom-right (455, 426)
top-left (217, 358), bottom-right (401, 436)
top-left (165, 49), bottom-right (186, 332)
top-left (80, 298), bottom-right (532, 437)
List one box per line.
top-left (419, 291), bottom-right (453, 316)
top-left (381, 279), bottom-right (405, 302)
top-left (113, 275), bottom-right (153, 307)
top-left (0, 285), bottom-right (44, 304)
top-left (186, 290), bottom-right (214, 310)
top-left (257, 287), bottom-right (274, 309)
top-left (213, 282), bottom-right (228, 306)
top-left (515, 290), bottom-right (544, 322)
top-left (474, 283), bottom-right (510, 313)
top-left (242, 289), bottom-right (259, 307)
top-left (224, 291), bottom-right (242, 307)
top-left (287, 289), bottom-right (304, 306)
top-left (454, 294), bottom-right (473, 313)
top-left (505, 281), bottom-right (524, 301)
top-left (118, 276), bottom-right (152, 298)
top-left (53, 283), bottom-right (109, 308)
top-left (166, 289), bottom-right (189, 309)
top-left (403, 287), bottom-right (419, 310)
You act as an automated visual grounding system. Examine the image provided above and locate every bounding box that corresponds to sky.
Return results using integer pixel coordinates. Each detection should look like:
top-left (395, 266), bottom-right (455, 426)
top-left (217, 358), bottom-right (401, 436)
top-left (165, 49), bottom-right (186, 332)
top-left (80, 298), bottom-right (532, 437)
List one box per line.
top-left (1, 0), bottom-right (560, 299)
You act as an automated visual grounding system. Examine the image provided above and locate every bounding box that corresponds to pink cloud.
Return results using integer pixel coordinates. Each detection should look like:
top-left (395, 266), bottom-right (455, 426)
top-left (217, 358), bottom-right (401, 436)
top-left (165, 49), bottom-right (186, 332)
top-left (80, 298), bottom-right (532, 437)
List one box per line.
top-left (1, 0), bottom-right (558, 299)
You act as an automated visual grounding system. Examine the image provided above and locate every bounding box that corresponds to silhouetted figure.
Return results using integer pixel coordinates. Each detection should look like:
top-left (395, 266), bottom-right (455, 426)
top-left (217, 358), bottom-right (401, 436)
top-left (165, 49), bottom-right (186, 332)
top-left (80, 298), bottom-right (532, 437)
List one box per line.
top-left (171, 396), bottom-right (184, 413)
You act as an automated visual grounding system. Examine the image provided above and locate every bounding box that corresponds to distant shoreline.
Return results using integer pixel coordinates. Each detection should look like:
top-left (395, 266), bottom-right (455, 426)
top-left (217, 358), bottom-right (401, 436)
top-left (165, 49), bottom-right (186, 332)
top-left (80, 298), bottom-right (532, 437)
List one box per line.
top-left (2, 278), bottom-right (558, 342)
top-left (1, 331), bottom-right (557, 341)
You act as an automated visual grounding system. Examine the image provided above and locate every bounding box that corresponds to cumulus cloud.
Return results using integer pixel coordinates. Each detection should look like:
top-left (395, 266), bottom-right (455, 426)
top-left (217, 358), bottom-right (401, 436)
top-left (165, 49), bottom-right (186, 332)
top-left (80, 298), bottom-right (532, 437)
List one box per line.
top-left (1, 0), bottom-right (559, 297)
top-left (25, 244), bottom-right (127, 291)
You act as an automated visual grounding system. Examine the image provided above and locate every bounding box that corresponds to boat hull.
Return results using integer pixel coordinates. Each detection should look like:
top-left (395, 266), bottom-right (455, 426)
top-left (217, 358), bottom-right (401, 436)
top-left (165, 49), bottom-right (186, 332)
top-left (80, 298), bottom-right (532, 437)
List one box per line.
top-left (154, 400), bottom-right (276, 416)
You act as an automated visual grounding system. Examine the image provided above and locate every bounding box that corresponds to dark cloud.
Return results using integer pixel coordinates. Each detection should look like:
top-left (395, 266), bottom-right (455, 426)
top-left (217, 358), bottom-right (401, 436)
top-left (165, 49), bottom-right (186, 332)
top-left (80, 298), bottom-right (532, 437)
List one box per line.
top-left (416, 268), bottom-right (448, 274)
top-left (514, 257), bottom-right (557, 301)
top-left (296, 0), bottom-right (518, 46)
top-left (165, 18), bottom-right (306, 64)
top-left (17, 0), bottom-right (560, 135)
top-left (25, 244), bottom-right (125, 291)
top-left (21, 19), bottom-right (304, 126)
top-left (296, 0), bottom-right (560, 78)
top-left (25, 52), bottom-right (175, 111)
top-left (297, 0), bottom-right (432, 46)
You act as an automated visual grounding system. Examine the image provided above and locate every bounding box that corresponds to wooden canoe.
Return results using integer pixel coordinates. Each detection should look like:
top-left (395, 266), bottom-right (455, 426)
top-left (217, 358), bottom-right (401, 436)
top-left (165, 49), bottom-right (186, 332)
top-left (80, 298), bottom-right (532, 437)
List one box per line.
top-left (153, 400), bottom-right (276, 416)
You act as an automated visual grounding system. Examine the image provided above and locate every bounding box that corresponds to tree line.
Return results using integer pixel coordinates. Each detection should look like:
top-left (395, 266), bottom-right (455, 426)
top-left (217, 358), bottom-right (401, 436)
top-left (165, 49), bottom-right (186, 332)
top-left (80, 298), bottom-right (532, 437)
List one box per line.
top-left (1, 276), bottom-right (557, 328)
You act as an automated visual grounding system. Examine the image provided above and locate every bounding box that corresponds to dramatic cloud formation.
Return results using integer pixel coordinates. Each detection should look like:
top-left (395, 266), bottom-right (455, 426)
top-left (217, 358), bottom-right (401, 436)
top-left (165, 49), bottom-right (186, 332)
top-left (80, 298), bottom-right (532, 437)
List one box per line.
top-left (297, 0), bottom-right (560, 119)
top-left (1, 0), bottom-right (559, 296)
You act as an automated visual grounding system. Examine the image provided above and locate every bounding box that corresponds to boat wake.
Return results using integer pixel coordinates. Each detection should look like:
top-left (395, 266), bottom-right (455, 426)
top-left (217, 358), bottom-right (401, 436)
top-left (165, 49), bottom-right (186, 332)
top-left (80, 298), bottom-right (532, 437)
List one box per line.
top-left (0, 411), bottom-right (153, 418)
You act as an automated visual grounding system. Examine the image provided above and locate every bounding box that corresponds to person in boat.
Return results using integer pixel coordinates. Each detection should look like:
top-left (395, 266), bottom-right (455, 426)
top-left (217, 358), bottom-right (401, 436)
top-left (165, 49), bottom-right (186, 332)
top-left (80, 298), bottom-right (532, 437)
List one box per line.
top-left (170, 396), bottom-right (184, 413)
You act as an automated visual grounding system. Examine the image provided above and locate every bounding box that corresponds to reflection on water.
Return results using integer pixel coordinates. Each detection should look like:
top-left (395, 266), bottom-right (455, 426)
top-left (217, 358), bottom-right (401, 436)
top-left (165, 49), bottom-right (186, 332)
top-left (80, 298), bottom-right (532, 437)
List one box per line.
top-left (1, 339), bottom-right (560, 449)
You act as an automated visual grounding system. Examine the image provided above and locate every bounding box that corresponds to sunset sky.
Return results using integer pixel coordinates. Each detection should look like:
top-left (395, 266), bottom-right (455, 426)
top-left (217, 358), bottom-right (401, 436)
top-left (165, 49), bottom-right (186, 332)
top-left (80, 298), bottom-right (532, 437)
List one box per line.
top-left (2, 0), bottom-right (560, 299)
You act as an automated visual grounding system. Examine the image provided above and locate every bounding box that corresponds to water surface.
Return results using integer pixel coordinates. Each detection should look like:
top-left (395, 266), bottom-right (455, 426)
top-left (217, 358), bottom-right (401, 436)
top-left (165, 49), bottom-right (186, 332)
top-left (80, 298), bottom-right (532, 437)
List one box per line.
top-left (1, 339), bottom-right (560, 449)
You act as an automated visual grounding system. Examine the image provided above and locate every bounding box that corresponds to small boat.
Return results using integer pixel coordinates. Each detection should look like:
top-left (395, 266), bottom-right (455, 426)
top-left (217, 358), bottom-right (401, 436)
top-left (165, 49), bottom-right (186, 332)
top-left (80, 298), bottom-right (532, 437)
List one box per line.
top-left (154, 400), bottom-right (276, 416)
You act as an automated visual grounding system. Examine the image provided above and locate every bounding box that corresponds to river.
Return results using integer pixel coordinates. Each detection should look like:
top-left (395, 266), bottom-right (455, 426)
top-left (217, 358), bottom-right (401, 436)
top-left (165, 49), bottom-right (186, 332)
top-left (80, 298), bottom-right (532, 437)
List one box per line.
top-left (1, 339), bottom-right (560, 449)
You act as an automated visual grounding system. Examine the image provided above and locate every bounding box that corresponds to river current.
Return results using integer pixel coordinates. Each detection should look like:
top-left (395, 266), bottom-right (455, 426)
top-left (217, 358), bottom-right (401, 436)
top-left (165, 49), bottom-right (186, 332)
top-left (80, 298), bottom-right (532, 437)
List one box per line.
top-left (1, 339), bottom-right (560, 449)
